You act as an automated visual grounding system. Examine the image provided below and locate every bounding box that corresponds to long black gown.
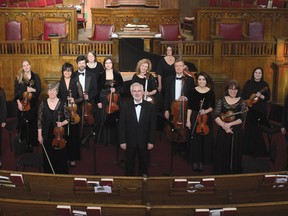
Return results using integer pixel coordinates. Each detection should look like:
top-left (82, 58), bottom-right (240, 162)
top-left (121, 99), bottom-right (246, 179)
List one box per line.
top-left (214, 97), bottom-right (247, 175)
top-left (14, 72), bottom-right (41, 151)
top-left (97, 70), bottom-right (123, 146)
top-left (58, 77), bottom-right (84, 162)
top-left (242, 79), bottom-right (270, 157)
top-left (188, 88), bottom-right (215, 165)
top-left (37, 100), bottom-right (70, 174)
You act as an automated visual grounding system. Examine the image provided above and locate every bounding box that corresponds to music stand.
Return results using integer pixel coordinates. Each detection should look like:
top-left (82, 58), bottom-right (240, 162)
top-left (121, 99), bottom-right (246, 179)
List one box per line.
top-left (250, 108), bottom-right (270, 128)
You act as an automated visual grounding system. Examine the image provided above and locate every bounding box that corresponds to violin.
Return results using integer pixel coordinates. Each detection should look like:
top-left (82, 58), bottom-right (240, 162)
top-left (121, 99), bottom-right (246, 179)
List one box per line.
top-left (220, 110), bottom-right (243, 123)
top-left (196, 114), bottom-right (209, 135)
top-left (21, 80), bottom-right (34, 111)
top-left (245, 87), bottom-right (268, 108)
top-left (165, 77), bottom-right (189, 143)
top-left (52, 111), bottom-right (66, 149)
top-left (106, 81), bottom-right (120, 114)
top-left (68, 90), bottom-right (80, 124)
top-left (83, 91), bottom-right (94, 126)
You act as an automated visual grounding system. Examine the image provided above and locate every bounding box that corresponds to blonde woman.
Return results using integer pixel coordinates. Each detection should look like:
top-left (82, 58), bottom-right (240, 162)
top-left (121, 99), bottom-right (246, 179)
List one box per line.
top-left (14, 60), bottom-right (41, 152)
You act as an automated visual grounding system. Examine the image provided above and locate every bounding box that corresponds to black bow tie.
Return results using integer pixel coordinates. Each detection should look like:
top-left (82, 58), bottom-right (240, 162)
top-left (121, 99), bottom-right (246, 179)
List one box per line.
top-left (79, 72), bottom-right (85, 76)
top-left (176, 77), bottom-right (182, 80)
top-left (135, 103), bottom-right (142, 107)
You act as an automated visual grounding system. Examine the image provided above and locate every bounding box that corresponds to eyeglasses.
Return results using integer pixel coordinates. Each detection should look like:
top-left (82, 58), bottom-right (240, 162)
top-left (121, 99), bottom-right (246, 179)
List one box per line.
top-left (105, 61), bottom-right (112, 64)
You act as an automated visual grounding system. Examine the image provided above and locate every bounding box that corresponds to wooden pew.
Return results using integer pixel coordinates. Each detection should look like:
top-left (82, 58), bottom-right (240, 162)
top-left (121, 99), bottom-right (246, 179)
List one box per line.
top-left (0, 198), bottom-right (148, 216)
top-left (0, 170), bottom-right (144, 204)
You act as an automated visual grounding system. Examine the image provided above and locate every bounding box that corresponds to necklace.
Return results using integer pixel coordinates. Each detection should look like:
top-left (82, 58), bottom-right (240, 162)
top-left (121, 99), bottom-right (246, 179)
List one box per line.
top-left (87, 62), bottom-right (97, 68)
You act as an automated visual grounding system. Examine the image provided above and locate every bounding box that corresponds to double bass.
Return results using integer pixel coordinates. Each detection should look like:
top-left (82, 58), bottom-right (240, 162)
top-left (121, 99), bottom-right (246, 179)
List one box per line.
top-left (68, 90), bottom-right (80, 124)
top-left (21, 80), bottom-right (34, 111)
top-left (52, 111), bottom-right (66, 149)
top-left (106, 80), bottom-right (120, 114)
top-left (165, 76), bottom-right (189, 143)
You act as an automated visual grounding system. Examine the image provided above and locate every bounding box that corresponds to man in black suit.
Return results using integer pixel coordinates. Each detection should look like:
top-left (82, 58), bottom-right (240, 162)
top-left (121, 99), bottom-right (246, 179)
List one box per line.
top-left (164, 59), bottom-right (195, 120)
top-left (75, 55), bottom-right (98, 115)
top-left (163, 59), bottom-right (195, 157)
top-left (119, 82), bottom-right (156, 176)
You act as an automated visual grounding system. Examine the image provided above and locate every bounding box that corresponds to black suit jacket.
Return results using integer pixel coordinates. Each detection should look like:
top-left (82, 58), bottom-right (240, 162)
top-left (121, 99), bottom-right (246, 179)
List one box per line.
top-left (164, 75), bottom-right (195, 112)
top-left (119, 100), bottom-right (156, 149)
top-left (74, 70), bottom-right (98, 112)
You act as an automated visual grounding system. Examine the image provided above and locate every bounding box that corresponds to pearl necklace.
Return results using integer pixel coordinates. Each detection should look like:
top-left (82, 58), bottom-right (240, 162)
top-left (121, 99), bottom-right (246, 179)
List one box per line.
top-left (87, 62), bottom-right (97, 68)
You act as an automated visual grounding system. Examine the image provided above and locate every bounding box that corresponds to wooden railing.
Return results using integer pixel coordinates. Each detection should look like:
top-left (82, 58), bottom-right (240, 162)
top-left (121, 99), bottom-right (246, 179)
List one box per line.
top-left (59, 40), bottom-right (113, 56)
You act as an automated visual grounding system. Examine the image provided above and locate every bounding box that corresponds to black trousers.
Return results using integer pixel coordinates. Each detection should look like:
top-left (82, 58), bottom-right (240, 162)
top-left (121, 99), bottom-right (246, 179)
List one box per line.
top-left (125, 145), bottom-right (149, 176)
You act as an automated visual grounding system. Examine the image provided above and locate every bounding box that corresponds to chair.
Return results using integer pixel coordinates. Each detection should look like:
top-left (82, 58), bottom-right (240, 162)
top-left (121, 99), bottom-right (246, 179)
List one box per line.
top-left (4, 101), bottom-right (18, 152)
top-left (5, 20), bottom-right (22, 41)
top-left (248, 21), bottom-right (264, 41)
top-left (260, 103), bottom-right (283, 154)
top-left (88, 24), bottom-right (114, 41)
top-left (231, 1), bottom-right (242, 7)
top-left (272, 0), bottom-right (285, 8)
top-left (159, 24), bottom-right (186, 41)
top-left (218, 23), bottom-right (243, 41)
top-left (34, 20), bottom-right (69, 41)
top-left (77, 13), bottom-right (87, 31)
top-left (209, 0), bottom-right (218, 7)
top-left (256, 0), bottom-right (269, 7)
top-left (221, 0), bottom-right (231, 7)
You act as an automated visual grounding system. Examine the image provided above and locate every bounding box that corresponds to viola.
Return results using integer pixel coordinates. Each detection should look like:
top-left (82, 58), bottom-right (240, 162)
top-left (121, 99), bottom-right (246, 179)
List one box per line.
top-left (196, 114), bottom-right (209, 135)
top-left (52, 111), bottom-right (66, 149)
top-left (220, 110), bottom-right (243, 123)
top-left (83, 92), bottom-right (94, 126)
top-left (21, 80), bottom-right (34, 111)
top-left (68, 90), bottom-right (80, 124)
top-left (245, 87), bottom-right (268, 108)
top-left (106, 81), bottom-right (120, 114)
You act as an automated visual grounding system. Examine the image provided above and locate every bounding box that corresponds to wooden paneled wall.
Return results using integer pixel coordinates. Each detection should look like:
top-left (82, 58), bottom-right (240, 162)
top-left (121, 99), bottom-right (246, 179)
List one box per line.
top-left (90, 8), bottom-right (180, 32)
top-left (194, 8), bottom-right (288, 41)
top-left (0, 8), bottom-right (78, 41)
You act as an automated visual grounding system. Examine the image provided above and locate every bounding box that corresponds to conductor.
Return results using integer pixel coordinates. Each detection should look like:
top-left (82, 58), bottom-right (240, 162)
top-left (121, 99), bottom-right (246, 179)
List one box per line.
top-left (119, 82), bottom-right (156, 176)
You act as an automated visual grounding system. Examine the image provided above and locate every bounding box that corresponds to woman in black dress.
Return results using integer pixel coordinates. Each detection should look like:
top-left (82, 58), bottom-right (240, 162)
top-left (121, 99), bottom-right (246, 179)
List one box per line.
top-left (131, 59), bottom-right (158, 105)
top-left (14, 60), bottom-right (41, 152)
top-left (58, 63), bottom-right (84, 167)
top-left (38, 82), bottom-right (70, 174)
top-left (86, 51), bottom-right (104, 81)
top-left (97, 57), bottom-right (123, 146)
top-left (186, 72), bottom-right (215, 171)
top-left (214, 80), bottom-right (247, 174)
top-left (156, 46), bottom-right (176, 95)
top-left (0, 87), bottom-right (7, 167)
top-left (242, 67), bottom-right (271, 157)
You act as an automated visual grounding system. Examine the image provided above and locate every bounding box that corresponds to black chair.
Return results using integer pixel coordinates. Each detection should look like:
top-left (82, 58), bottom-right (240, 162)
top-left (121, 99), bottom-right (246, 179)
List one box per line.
top-left (260, 103), bottom-right (283, 154)
top-left (4, 101), bottom-right (18, 152)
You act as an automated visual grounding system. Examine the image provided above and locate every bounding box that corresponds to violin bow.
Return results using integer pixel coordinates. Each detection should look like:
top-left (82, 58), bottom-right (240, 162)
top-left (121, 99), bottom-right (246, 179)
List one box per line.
top-left (191, 98), bottom-right (205, 139)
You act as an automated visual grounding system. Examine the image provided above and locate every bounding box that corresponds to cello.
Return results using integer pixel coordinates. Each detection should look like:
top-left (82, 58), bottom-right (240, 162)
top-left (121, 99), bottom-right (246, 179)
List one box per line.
top-left (21, 80), bottom-right (34, 111)
top-left (165, 76), bottom-right (189, 143)
top-left (68, 90), bottom-right (80, 124)
top-left (83, 91), bottom-right (94, 126)
top-left (52, 111), bottom-right (66, 149)
top-left (106, 80), bottom-right (120, 114)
